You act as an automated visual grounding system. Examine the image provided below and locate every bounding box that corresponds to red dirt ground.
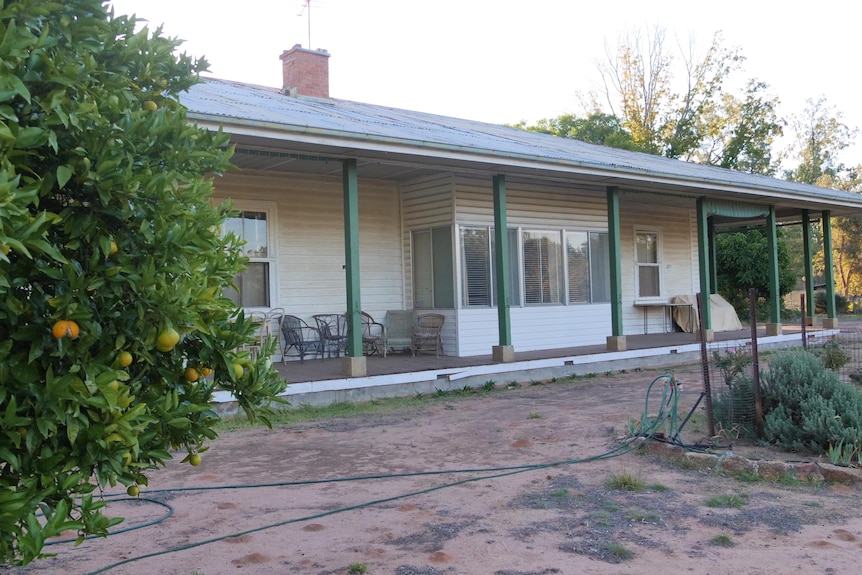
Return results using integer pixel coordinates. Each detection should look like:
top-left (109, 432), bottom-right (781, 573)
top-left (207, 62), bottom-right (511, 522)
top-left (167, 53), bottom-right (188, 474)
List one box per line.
top-left (13, 364), bottom-right (862, 575)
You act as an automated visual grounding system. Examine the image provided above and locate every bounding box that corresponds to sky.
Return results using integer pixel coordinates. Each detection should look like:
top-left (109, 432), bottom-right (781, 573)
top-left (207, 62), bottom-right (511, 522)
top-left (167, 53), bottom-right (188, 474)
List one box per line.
top-left (108, 0), bottom-right (861, 162)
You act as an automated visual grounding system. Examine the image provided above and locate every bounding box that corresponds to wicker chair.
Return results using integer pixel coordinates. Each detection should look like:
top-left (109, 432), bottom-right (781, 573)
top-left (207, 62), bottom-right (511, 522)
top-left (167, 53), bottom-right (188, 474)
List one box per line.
top-left (280, 315), bottom-right (322, 363)
top-left (313, 313), bottom-right (349, 358)
top-left (360, 312), bottom-right (386, 357)
top-left (412, 313), bottom-right (445, 357)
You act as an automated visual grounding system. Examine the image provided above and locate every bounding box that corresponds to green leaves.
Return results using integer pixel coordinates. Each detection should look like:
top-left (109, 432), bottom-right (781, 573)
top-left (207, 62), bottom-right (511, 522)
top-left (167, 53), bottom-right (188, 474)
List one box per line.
top-left (0, 0), bottom-right (284, 566)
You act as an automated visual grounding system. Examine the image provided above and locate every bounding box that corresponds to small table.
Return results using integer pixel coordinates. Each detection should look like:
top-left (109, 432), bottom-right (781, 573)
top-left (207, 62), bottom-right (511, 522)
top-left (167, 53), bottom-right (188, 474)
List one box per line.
top-left (634, 302), bottom-right (693, 334)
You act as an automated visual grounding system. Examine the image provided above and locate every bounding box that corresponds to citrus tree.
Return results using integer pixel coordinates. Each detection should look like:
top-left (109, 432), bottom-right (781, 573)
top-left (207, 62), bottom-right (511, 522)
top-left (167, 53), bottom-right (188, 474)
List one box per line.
top-left (0, 0), bottom-right (284, 565)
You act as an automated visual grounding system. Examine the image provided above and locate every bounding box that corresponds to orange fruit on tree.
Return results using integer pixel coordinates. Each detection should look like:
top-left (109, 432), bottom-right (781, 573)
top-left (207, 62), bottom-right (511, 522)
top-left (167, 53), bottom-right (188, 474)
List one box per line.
top-left (189, 453), bottom-right (202, 466)
top-left (126, 485), bottom-right (140, 497)
top-left (232, 363), bottom-right (244, 378)
top-left (156, 327), bottom-right (180, 352)
top-left (184, 367), bottom-right (200, 382)
top-left (199, 367), bottom-right (213, 377)
top-left (117, 351), bottom-right (133, 367)
top-left (143, 100), bottom-right (158, 111)
top-left (109, 241), bottom-right (118, 255)
top-left (52, 320), bottom-right (80, 339)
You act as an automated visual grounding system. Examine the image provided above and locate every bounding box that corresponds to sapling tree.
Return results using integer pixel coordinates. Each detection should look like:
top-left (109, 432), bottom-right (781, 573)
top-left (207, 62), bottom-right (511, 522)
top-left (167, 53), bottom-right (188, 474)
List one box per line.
top-left (0, 0), bottom-right (284, 565)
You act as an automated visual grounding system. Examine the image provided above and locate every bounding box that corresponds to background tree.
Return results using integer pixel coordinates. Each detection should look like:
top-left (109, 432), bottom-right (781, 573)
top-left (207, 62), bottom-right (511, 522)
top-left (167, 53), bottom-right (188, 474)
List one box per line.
top-left (781, 99), bottom-right (860, 300)
top-left (512, 111), bottom-right (637, 150)
top-left (699, 80), bottom-right (783, 174)
top-left (715, 229), bottom-right (796, 319)
top-left (598, 28), bottom-right (744, 160)
top-left (784, 98), bottom-right (858, 185)
top-left (0, 1), bottom-right (284, 565)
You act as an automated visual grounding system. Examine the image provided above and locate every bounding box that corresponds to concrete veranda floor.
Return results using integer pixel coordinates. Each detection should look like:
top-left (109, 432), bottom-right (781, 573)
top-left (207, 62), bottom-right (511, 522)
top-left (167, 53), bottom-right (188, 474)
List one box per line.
top-left (206, 319), bottom-right (844, 410)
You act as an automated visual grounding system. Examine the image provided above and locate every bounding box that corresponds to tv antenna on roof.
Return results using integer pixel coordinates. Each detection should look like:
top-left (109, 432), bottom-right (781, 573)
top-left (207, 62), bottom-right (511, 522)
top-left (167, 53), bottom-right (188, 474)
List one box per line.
top-left (298, 0), bottom-right (313, 49)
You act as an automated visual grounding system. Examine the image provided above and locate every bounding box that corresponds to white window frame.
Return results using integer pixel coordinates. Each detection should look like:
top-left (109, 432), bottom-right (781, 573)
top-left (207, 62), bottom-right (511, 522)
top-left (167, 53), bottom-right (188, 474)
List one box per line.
top-left (221, 199), bottom-right (279, 310)
top-left (634, 228), bottom-right (662, 301)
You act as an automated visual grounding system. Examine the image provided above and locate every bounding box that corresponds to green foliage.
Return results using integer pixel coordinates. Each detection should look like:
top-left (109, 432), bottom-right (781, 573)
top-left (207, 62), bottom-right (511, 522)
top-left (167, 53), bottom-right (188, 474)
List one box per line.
top-left (712, 375), bottom-right (756, 438)
top-left (705, 493), bottom-right (748, 508)
top-left (761, 350), bottom-right (862, 452)
top-left (715, 229), bottom-right (796, 317)
top-left (604, 471), bottom-right (645, 492)
top-left (811, 338), bottom-right (849, 371)
top-left (0, 1), bottom-right (284, 565)
top-left (348, 563), bottom-right (368, 574)
top-left (602, 541), bottom-right (634, 561)
top-left (709, 534), bottom-right (735, 547)
top-left (815, 291), bottom-right (848, 315)
top-left (514, 112), bottom-right (639, 151)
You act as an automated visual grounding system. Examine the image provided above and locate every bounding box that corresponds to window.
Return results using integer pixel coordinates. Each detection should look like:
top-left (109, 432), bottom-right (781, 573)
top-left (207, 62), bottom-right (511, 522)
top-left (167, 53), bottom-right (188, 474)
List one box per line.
top-left (412, 226), bottom-right (454, 309)
top-left (589, 232), bottom-right (611, 302)
top-left (460, 226), bottom-right (520, 307)
top-left (522, 230), bottom-right (563, 305)
top-left (635, 230), bottom-right (661, 299)
top-left (566, 231), bottom-right (611, 304)
top-left (223, 207), bottom-right (276, 308)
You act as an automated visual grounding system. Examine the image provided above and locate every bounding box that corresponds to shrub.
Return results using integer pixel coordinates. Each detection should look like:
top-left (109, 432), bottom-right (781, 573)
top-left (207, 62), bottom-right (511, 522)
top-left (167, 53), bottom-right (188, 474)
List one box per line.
top-left (761, 350), bottom-right (862, 452)
top-left (815, 291), bottom-right (848, 315)
top-left (712, 375), bottom-right (757, 438)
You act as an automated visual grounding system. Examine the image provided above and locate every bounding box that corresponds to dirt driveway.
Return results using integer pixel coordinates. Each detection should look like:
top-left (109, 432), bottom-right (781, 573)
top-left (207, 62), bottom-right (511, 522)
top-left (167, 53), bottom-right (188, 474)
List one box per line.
top-left (15, 365), bottom-right (862, 575)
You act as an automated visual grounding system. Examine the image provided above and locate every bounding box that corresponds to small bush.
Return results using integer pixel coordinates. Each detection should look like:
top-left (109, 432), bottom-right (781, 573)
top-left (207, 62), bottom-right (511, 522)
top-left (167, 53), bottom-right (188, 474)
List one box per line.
top-left (705, 493), bottom-right (748, 508)
top-left (815, 291), bottom-right (848, 314)
top-left (761, 350), bottom-right (862, 453)
top-left (712, 375), bottom-right (757, 438)
top-left (605, 471), bottom-right (645, 492)
top-left (710, 534), bottom-right (735, 547)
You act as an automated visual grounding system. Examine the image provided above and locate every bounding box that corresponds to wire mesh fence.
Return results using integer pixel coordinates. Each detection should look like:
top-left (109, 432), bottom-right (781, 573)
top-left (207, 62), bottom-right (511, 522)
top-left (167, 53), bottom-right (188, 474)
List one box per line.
top-left (701, 322), bottom-right (862, 441)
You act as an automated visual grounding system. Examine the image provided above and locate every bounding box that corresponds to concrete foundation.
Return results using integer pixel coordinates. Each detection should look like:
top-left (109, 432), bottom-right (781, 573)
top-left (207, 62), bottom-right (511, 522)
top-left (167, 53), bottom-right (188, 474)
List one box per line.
top-left (606, 335), bottom-right (627, 351)
top-left (341, 355), bottom-right (367, 377)
top-left (492, 345), bottom-right (515, 362)
top-left (823, 317), bottom-right (839, 329)
top-left (766, 323), bottom-right (783, 336)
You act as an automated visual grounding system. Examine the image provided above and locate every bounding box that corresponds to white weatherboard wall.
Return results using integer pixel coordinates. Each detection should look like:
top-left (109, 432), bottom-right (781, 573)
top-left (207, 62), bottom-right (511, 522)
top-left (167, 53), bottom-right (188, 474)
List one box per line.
top-left (454, 177), bottom-right (613, 356)
top-left (213, 170), bottom-right (404, 324)
top-left (618, 192), bottom-right (699, 335)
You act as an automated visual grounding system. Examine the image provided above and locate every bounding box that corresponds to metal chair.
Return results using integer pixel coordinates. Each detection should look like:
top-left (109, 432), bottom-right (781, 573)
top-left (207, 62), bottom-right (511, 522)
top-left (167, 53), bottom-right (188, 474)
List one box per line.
top-left (280, 315), bottom-right (323, 363)
top-left (412, 313), bottom-right (445, 358)
top-left (360, 311), bottom-right (386, 357)
top-left (384, 310), bottom-right (415, 356)
top-left (313, 313), bottom-right (349, 358)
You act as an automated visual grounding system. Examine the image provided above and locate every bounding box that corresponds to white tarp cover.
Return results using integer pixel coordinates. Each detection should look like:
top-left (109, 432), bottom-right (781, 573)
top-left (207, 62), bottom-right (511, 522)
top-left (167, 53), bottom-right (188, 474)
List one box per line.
top-left (670, 294), bottom-right (743, 333)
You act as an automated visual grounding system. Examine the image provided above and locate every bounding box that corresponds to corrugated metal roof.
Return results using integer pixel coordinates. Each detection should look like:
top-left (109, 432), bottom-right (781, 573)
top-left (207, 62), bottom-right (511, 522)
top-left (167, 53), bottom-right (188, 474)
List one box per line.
top-left (182, 78), bottom-right (862, 210)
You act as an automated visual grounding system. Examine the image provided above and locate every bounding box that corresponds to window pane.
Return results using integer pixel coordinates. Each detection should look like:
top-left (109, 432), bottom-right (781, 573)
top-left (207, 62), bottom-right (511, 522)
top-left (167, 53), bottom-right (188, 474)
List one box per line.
top-left (507, 228), bottom-right (521, 306)
top-left (636, 232), bottom-right (657, 263)
top-left (461, 228), bottom-right (491, 306)
top-left (523, 231), bottom-right (562, 304)
top-left (489, 228), bottom-right (521, 307)
top-left (566, 231), bottom-right (590, 303)
top-left (589, 232), bottom-right (611, 303)
top-left (432, 226), bottom-right (454, 308)
top-left (639, 265), bottom-right (660, 297)
top-left (226, 263), bottom-right (269, 307)
top-left (242, 211), bottom-right (268, 257)
top-left (412, 230), bottom-right (433, 308)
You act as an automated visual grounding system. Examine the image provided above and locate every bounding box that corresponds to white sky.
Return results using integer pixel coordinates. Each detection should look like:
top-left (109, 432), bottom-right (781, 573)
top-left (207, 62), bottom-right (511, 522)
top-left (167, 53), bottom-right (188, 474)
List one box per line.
top-left (108, 0), bottom-right (861, 162)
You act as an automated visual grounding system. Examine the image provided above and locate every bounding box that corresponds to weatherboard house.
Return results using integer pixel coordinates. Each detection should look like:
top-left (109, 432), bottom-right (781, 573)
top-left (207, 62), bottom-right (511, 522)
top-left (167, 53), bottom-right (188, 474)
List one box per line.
top-left (185, 45), bottom-right (862, 383)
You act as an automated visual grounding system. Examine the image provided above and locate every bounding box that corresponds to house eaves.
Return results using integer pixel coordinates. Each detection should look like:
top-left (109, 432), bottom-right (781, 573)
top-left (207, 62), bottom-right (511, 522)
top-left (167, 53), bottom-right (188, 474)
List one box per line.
top-left (182, 78), bottom-right (862, 216)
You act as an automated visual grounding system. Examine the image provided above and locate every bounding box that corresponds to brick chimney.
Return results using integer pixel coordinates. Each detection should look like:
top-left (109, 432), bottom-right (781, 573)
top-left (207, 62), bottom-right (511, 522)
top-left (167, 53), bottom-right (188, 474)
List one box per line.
top-left (280, 44), bottom-right (330, 98)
